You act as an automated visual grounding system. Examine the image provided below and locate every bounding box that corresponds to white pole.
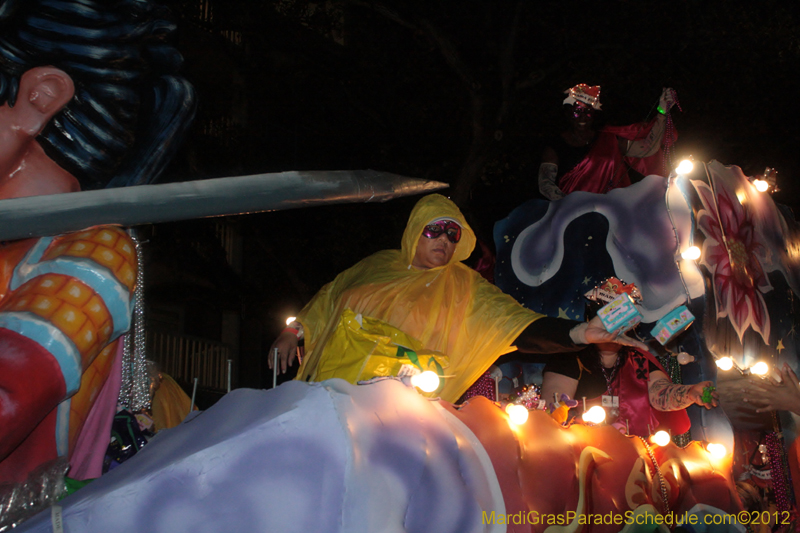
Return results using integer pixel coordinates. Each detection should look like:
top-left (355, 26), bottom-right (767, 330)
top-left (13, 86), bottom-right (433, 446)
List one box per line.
top-left (272, 348), bottom-right (279, 389)
top-left (190, 377), bottom-right (198, 411)
top-left (227, 359), bottom-right (232, 393)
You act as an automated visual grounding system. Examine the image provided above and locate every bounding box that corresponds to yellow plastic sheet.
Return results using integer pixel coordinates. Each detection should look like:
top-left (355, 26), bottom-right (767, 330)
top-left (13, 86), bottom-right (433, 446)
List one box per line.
top-left (151, 373), bottom-right (194, 431)
top-left (316, 308), bottom-right (449, 395)
top-left (297, 194), bottom-right (543, 402)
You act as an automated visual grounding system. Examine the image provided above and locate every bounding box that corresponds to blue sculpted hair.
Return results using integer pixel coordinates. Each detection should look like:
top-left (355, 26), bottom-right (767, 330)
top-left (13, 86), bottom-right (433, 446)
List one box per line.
top-left (0, 0), bottom-right (196, 189)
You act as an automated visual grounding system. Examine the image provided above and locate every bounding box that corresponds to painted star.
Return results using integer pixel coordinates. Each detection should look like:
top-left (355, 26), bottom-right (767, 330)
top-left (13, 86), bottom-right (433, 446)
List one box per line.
top-left (557, 307), bottom-right (571, 320)
top-left (582, 276), bottom-right (591, 285)
top-left (777, 339), bottom-right (785, 353)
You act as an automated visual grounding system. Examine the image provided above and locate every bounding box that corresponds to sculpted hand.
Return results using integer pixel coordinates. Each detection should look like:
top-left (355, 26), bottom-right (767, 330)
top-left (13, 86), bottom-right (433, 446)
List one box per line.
top-left (742, 364), bottom-right (800, 415)
top-left (570, 316), bottom-right (649, 351)
top-left (268, 331), bottom-right (299, 375)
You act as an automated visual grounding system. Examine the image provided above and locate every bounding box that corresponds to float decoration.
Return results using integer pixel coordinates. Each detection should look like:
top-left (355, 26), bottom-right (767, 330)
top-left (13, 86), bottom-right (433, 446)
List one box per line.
top-left (13, 379), bottom-right (745, 533)
top-left (0, 170), bottom-right (448, 242)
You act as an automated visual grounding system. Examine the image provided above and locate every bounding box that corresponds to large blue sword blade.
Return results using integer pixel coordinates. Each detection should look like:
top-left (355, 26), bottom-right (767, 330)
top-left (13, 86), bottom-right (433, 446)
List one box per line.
top-left (0, 170), bottom-right (448, 240)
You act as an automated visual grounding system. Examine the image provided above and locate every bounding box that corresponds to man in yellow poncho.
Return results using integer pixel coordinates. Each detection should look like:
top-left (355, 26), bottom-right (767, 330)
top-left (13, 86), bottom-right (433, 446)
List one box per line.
top-left (271, 194), bottom-right (643, 402)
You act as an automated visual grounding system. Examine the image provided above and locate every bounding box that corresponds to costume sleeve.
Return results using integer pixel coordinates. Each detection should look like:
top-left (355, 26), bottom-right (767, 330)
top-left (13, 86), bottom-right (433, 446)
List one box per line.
top-left (538, 163), bottom-right (564, 201)
top-left (295, 253), bottom-right (391, 382)
top-left (543, 351), bottom-right (582, 380)
top-left (466, 271), bottom-right (543, 353)
top-left (622, 116), bottom-right (666, 159)
top-left (297, 251), bottom-right (391, 346)
top-left (297, 279), bottom-right (337, 352)
top-left (512, 317), bottom-right (582, 354)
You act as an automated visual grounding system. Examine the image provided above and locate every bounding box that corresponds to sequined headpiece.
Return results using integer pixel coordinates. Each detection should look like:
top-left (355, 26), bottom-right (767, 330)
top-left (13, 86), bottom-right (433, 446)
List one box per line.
top-left (584, 277), bottom-right (642, 304)
top-left (563, 84), bottom-right (602, 110)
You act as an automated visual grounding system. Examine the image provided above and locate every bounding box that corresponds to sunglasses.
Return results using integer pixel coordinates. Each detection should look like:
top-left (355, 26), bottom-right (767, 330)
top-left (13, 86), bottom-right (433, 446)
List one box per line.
top-left (422, 221), bottom-right (462, 244)
top-left (572, 104), bottom-right (594, 119)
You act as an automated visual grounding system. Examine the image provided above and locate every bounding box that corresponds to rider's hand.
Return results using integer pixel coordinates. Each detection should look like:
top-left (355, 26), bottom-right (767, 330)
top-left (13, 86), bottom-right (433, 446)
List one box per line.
top-left (268, 331), bottom-right (299, 375)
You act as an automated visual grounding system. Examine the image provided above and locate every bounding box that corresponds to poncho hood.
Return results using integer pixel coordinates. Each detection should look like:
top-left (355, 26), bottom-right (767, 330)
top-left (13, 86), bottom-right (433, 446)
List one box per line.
top-left (400, 194), bottom-right (477, 268)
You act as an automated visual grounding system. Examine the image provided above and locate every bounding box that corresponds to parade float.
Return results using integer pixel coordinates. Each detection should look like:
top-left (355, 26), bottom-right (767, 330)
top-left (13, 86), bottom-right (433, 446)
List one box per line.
top-left (0, 0), bottom-right (797, 532)
top-left (494, 159), bottom-right (799, 529)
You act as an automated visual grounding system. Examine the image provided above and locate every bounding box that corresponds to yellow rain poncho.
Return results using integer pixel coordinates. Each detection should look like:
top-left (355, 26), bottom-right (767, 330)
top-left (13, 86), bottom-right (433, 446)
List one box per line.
top-left (296, 194), bottom-right (544, 402)
top-left (151, 373), bottom-right (195, 432)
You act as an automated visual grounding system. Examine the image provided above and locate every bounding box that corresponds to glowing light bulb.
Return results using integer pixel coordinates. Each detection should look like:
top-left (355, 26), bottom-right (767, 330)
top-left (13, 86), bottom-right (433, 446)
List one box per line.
top-left (681, 246), bottom-right (701, 260)
top-left (753, 179), bottom-right (769, 192)
top-left (707, 442), bottom-right (727, 459)
top-left (715, 357), bottom-right (733, 371)
top-left (505, 403), bottom-right (529, 425)
top-left (285, 316), bottom-right (297, 326)
top-left (676, 159), bottom-right (694, 175)
top-left (651, 430), bottom-right (671, 446)
top-left (751, 362), bottom-right (769, 376)
top-left (410, 371), bottom-right (440, 393)
top-left (581, 405), bottom-right (606, 424)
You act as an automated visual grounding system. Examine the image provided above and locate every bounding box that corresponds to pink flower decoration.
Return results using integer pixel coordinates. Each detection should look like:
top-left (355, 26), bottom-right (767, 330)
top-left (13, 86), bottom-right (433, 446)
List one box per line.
top-left (694, 180), bottom-right (772, 343)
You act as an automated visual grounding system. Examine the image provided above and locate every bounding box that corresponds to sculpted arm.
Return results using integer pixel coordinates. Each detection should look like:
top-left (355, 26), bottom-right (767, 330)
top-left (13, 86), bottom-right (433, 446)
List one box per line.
top-left (0, 228), bottom-right (137, 476)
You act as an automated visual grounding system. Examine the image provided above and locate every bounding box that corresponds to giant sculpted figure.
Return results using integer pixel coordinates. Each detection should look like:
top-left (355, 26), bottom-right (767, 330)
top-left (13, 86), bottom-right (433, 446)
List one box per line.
top-left (0, 0), bottom-right (195, 483)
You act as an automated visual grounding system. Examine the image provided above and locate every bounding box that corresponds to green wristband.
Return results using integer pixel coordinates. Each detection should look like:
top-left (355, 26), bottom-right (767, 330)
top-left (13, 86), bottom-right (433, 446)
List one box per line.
top-left (657, 104), bottom-right (667, 115)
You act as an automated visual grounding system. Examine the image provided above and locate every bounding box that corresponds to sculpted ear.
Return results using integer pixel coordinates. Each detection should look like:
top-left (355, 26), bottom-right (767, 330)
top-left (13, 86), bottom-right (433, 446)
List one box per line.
top-left (15, 66), bottom-right (75, 135)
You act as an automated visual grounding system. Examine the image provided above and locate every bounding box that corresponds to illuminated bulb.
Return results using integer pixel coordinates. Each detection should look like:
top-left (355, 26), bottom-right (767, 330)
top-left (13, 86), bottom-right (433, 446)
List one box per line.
top-left (581, 405), bottom-right (606, 424)
top-left (681, 246), bottom-right (701, 260)
top-left (707, 442), bottom-right (727, 459)
top-left (410, 371), bottom-right (440, 393)
top-left (505, 403), bottom-right (529, 425)
top-left (651, 430), bottom-right (671, 446)
top-left (751, 362), bottom-right (769, 376)
top-left (676, 159), bottom-right (694, 175)
top-left (715, 357), bottom-right (733, 371)
top-left (753, 179), bottom-right (769, 192)
top-left (285, 316), bottom-right (297, 325)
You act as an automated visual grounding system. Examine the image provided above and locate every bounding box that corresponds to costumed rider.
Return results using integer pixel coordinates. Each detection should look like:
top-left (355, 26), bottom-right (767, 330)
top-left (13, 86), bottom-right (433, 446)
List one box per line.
top-left (538, 83), bottom-right (678, 200)
top-left (0, 0), bottom-right (195, 487)
top-left (270, 194), bottom-right (650, 403)
top-left (540, 279), bottom-right (718, 437)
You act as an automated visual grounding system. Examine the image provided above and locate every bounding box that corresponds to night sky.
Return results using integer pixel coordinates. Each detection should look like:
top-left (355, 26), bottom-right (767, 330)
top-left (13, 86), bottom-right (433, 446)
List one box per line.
top-left (150, 0), bottom-right (800, 388)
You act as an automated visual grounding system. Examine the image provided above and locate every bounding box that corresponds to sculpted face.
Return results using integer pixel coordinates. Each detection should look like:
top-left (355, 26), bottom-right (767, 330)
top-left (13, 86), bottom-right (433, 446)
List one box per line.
top-left (0, 66), bottom-right (79, 200)
top-left (412, 231), bottom-right (457, 269)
